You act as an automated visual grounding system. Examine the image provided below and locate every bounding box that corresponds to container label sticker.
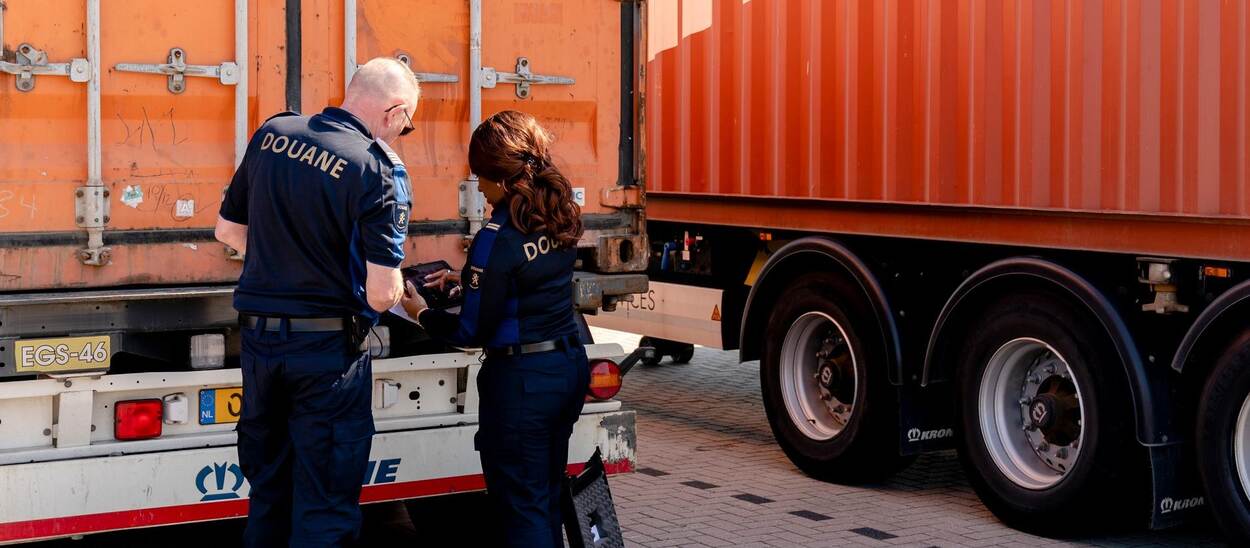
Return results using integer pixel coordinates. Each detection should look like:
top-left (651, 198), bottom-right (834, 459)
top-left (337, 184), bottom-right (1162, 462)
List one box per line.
top-left (572, 187), bottom-right (586, 206)
top-left (121, 185), bottom-right (144, 208)
top-left (175, 199), bottom-right (195, 219)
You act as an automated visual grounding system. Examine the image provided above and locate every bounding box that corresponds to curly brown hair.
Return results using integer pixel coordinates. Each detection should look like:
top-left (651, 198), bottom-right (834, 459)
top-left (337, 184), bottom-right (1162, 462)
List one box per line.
top-left (468, 110), bottom-right (584, 248)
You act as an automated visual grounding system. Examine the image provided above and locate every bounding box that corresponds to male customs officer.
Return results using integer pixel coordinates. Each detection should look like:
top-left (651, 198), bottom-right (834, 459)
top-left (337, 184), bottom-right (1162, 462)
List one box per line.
top-left (214, 58), bottom-right (418, 547)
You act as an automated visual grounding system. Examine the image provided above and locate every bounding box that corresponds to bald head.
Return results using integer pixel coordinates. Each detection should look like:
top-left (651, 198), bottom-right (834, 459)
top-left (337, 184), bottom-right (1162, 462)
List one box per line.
top-left (346, 58), bottom-right (420, 103)
top-left (341, 57), bottom-right (421, 143)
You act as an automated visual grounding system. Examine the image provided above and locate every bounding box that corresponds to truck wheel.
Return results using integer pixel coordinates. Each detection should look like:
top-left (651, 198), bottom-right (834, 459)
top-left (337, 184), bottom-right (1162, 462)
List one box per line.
top-left (760, 273), bottom-right (912, 483)
top-left (405, 493), bottom-right (489, 541)
top-left (956, 293), bottom-right (1144, 536)
top-left (638, 337), bottom-right (663, 366)
top-left (1196, 329), bottom-right (1250, 544)
top-left (671, 343), bottom-right (695, 365)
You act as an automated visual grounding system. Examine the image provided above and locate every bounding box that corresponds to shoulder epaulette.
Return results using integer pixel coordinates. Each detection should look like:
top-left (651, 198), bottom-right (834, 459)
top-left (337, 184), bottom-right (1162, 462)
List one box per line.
top-left (263, 111), bottom-right (299, 123)
top-left (370, 138), bottom-right (405, 168)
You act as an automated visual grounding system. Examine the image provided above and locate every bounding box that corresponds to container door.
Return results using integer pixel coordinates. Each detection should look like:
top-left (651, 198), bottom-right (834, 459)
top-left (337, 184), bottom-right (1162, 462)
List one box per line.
top-left (0, 1), bottom-right (264, 291)
top-left (324, 0), bottom-right (642, 267)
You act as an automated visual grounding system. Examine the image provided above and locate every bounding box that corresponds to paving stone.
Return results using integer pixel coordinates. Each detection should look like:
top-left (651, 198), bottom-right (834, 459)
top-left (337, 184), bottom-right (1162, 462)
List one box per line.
top-left (591, 328), bottom-right (1223, 548)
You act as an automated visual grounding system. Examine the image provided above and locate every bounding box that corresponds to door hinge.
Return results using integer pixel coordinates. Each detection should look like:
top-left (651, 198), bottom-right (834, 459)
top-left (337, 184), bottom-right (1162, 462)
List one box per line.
top-left (481, 57), bottom-right (574, 99)
top-left (459, 178), bottom-right (486, 245)
top-left (75, 187), bottom-right (111, 265)
top-left (114, 47), bottom-right (239, 94)
top-left (0, 43), bottom-right (90, 92)
top-left (390, 52), bottom-right (459, 84)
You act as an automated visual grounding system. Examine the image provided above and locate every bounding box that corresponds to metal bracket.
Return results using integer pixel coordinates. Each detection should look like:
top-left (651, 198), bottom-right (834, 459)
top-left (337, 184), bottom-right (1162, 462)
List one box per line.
top-left (1137, 257), bottom-right (1189, 314)
top-left (0, 43), bottom-right (90, 92)
top-left (114, 47), bottom-right (239, 94)
top-left (74, 186), bottom-right (110, 229)
top-left (74, 186), bottom-right (111, 266)
top-left (591, 234), bottom-right (650, 273)
top-left (481, 57), bottom-right (574, 99)
top-left (601, 185), bottom-right (645, 209)
top-left (571, 272), bottom-right (648, 312)
top-left (458, 178), bottom-right (486, 237)
top-left (390, 52), bottom-right (459, 84)
top-left (455, 178), bottom-right (482, 247)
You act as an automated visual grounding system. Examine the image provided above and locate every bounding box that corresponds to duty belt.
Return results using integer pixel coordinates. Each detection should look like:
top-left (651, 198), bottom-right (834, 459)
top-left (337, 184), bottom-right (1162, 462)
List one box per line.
top-left (241, 315), bottom-right (346, 332)
top-left (487, 337), bottom-right (574, 357)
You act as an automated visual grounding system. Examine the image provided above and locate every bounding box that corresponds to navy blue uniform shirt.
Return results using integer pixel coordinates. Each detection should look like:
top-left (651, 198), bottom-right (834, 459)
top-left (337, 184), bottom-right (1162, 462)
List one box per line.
top-left (220, 107), bottom-right (411, 320)
top-left (420, 209), bottom-right (579, 348)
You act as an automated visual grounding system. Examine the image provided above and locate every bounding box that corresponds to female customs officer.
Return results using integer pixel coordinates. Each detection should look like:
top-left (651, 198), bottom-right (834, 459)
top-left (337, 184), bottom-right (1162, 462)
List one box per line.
top-left (401, 110), bottom-right (589, 547)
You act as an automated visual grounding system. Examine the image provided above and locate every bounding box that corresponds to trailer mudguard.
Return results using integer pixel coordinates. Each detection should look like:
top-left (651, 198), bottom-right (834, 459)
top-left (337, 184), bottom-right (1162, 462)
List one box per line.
top-left (922, 257), bottom-right (1173, 447)
top-left (739, 237), bottom-right (905, 385)
top-left (1171, 279), bottom-right (1250, 374)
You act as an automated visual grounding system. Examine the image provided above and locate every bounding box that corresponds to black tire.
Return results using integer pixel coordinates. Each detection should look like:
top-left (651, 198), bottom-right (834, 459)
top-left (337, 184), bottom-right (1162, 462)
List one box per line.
top-left (955, 292), bottom-right (1146, 537)
top-left (404, 492), bottom-right (491, 542)
top-left (671, 344), bottom-right (695, 364)
top-left (638, 337), bottom-right (663, 366)
top-left (1197, 329), bottom-right (1250, 545)
top-left (760, 273), bottom-right (913, 484)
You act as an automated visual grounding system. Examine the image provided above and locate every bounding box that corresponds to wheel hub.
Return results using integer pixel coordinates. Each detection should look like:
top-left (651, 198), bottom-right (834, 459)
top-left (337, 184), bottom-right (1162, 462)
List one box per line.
top-left (817, 363), bottom-right (836, 390)
top-left (980, 338), bottom-right (1087, 490)
top-left (1028, 395), bottom-right (1056, 430)
top-left (779, 312), bottom-right (858, 441)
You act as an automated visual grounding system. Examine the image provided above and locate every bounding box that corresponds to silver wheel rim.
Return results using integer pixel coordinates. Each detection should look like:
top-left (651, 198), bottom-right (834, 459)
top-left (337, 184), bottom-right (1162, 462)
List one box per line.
top-left (1234, 390), bottom-right (1250, 499)
top-left (779, 311), bottom-right (858, 441)
top-left (978, 337), bottom-right (1086, 490)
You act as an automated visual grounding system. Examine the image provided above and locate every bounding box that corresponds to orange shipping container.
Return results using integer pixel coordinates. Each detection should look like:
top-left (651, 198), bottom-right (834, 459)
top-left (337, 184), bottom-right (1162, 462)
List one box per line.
top-left (0, 0), bottom-right (645, 291)
top-left (645, 0), bottom-right (1250, 262)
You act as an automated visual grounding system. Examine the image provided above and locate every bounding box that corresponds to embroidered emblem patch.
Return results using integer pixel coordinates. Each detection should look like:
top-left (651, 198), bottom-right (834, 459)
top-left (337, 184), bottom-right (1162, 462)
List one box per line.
top-left (394, 204), bottom-right (409, 230)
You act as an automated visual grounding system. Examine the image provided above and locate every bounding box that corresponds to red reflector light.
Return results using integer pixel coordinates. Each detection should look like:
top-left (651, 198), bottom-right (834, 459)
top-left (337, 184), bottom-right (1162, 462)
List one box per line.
top-left (115, 399), bottom-right (163, 440)
top-left (588, 359), bottom-right (622, 401)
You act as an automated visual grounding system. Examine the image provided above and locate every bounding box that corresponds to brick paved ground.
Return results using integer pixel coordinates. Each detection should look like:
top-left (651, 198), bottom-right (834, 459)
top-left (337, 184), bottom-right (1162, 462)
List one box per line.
top-left (591, 328), bottom-right (1225, 548)
top-left (35, 328), bottom-right (1227, 547)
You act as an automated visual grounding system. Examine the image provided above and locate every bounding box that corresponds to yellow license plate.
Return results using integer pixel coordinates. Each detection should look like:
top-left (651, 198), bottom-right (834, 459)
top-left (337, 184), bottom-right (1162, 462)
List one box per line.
top-left (13, 335), bottom-right (111, 374)
top-left (199, 387), bottom-right (243, 425)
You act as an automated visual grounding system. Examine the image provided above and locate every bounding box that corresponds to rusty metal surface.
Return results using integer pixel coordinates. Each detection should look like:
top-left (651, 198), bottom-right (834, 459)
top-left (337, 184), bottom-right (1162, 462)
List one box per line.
top-left (646, 0), bottom-right (1250, 258)
top-left (648, 192), bottom-right (1250, 262)
top-left (601, 185), bottom-right (646, 209)
top-left (588, 234), bottom-right (650, 274)
top-left (572, 272), bottom-right (648, 311)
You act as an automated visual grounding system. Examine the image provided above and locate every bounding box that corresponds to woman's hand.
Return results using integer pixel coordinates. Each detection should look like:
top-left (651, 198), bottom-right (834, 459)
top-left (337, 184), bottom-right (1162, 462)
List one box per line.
top-left (400, 280), bottom-right (429, 321)
top-left (424, 269), bottom-right (462, 298)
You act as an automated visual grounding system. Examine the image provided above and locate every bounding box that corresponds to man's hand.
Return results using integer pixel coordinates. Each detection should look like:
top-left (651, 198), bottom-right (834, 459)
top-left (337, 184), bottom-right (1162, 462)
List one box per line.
top-left (366, 262), bottom-right (404, 313)
top-left (400, 280), bottom-right (429, 321)
top-left (214, 216), bottom-right (248, 255)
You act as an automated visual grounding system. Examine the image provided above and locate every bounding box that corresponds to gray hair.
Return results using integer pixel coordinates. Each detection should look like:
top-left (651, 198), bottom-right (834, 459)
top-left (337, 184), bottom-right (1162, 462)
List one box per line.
top-left (345, 57), bottom-right (420, 104)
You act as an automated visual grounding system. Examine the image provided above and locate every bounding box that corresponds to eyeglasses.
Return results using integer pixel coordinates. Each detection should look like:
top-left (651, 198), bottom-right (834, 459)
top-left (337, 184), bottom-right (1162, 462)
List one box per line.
top-left (386, 104), bottom-right (415, 136)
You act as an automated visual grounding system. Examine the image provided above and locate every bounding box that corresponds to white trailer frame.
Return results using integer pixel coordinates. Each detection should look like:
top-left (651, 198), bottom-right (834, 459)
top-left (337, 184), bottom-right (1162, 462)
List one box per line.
top-left (0, 344), bottom-right (636, 544)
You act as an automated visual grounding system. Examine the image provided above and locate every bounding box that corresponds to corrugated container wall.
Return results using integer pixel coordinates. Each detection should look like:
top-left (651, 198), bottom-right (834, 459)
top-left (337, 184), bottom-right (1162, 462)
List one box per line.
top-left (646, 0), bottom-right (1250, 237)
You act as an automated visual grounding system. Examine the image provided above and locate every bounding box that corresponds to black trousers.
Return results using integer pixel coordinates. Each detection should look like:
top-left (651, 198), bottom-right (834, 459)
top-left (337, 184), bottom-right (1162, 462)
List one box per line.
top-left (236, 322), bottom-right (374, 548)
top-left (476, 342), bottom-right (590, 547)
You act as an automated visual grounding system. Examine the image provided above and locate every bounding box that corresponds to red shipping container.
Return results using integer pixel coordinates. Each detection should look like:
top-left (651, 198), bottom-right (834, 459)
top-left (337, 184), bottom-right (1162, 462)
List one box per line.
top-left (645, 0), bottom-right (1250, 262)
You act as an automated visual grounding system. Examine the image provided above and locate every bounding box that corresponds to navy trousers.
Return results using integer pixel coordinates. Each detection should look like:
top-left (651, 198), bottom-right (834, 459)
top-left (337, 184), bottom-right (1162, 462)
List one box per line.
top-left (236, 322), bottom-right (374, 548)
top-left (476, 342), bottom-right (590, 548)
